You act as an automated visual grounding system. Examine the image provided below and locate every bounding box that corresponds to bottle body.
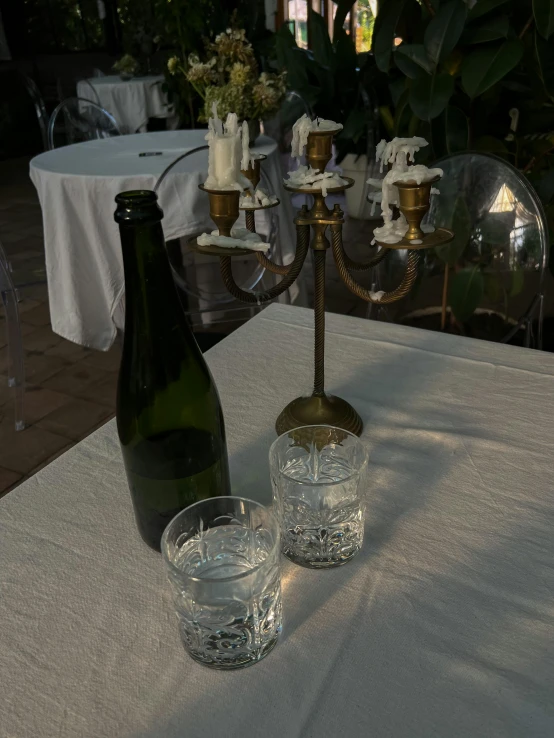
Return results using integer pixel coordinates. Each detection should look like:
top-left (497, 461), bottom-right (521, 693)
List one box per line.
top-left (115, 191), bottom-right (230, 551)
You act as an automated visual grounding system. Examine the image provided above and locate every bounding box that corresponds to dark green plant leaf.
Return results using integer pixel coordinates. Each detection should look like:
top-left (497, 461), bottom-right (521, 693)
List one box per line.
top-left (462, 14), bottom-right (509, 44)
top-left (309, 9), bottom-right (335, 69)
top-left (435, 196), bottom-right (472, 265)
top-left (484, 273), bottom-right (502, 302)
top-left (333, 0), bottom-right (357, 41)
top-left (510, 268), bottom-right (525, 297)
top-left (536, 31), bottom-right (554, 98)
top-left (334, 26), bottom-right (357, 76)
top-left (431, 105), bottom-right (469, 157)
top-left (409, 72), bottom-right (455, 121)
top-left (424, 0), bottom-right (467, 65)
top-left (373, 0), bottom-right (406, 73)
top-left (393, 88), bottom-right (411, 135)
top-left (395, 53), bottom-right (422, 79)
top-left (533, 0), bottom-right (554, 40)
top-left (395, 44), bottom-right (436, 76)
top-left (461, 40), bottom-right (524, 98)
top-left (535, 169), bottom-right (554, 203)
top-left (474, 135), bottom-right (510, 156)
top-left (449, 267), bottom-right (484, 322)
top-left (550, 243), bottom-right (554, 279)
top-left (389, 76), bottom-right (408, 107)
top-left (468, 0), bottom-right (509, 20)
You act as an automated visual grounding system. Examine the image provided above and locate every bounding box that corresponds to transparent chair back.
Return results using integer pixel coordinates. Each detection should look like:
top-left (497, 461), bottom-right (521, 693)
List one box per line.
top-left (47, 97), bottom-right (121, 150)
top-left (370, 152), bottom-right (547, 348)
top-left (77, 78), bottom-right (101, 106)
top-left (22, 75), bottom-right (49, 151)
top-left (154, 147), bottom-right (279, 326)
top-left (428, 152), bottom-right (547, 347)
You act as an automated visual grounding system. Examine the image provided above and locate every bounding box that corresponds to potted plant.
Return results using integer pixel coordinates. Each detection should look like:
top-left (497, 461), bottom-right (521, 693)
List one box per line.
top-left (167, 28), bottom-right (286, 143)
top-left (113, 54), bottom-right (140, 80)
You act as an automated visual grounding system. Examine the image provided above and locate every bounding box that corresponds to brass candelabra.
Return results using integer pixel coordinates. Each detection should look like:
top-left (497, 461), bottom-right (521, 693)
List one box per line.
top-left (189, 130), bottom-right (453, 436)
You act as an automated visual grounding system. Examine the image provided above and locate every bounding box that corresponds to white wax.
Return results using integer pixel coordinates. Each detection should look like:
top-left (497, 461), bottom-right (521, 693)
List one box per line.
top-left (392, 165), bottom-right (443, 185)
top-left (370, 136), bottom-right (442, 245)
top-left (197, 227), bottom-right (269, 252)
top-left (285, 164), bottom-right (347, 195)
top-left (369, 290), bottom-right (385, 302)
top-left (290, 115), bottom-right (343, 160)
top-left (239, 188), bottom-right (278, 208)
top-left (204, 103), bottom-right (251, 191)
top-left (241, 120), bottom-right (251, 171)
top-left (373, 213), bottom-right (409, 245)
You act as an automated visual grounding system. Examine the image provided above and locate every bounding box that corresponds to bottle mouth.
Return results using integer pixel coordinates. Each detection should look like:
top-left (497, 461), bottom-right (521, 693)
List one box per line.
top-left (114, 190), bottom-right (163, 224)
top-left (115, 190), bottom-right (158, 206)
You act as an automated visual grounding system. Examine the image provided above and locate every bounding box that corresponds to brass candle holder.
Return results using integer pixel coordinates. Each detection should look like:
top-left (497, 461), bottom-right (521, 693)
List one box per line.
top-left (189, 131), bottom-right (453, 436)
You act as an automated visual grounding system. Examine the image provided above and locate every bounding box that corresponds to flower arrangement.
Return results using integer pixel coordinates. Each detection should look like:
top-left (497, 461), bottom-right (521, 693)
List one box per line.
top-left (167, 28), bottom-right (286, 123)
top-left (113, 54), bottom-right (139, 79)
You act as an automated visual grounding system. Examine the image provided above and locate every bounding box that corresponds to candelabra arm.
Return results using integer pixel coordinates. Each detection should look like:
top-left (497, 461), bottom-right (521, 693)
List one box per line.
top-left (220, 224), bottom-right (309, 304)
top-left (245, 209), bottom-right (292, 276)
top-left (331, 225), bottom-right (421, 304)
top-left (336, 229), bottom-right (389, 272)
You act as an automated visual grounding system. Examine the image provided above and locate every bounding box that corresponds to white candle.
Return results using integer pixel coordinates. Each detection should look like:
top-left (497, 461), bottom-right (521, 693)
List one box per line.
top-left (204, 103), bottom-right (250, 191)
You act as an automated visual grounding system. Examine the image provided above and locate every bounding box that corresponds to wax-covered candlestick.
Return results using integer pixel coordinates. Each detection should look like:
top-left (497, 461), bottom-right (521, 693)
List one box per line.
top-left (291, 114), bottom-right (343, 161)
top-left (368, 137), bottom-right (442, 245)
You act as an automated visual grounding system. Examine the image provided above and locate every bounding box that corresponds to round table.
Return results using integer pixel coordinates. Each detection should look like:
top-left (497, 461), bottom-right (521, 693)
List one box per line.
top-left (30, 131), bottom-right (296, 351)
top-left (76, 75), bottom-right (177, 133)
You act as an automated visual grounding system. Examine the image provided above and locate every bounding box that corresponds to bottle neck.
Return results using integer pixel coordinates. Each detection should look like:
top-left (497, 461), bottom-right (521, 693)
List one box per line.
top-left (120, 221), bottom-right (189, 341)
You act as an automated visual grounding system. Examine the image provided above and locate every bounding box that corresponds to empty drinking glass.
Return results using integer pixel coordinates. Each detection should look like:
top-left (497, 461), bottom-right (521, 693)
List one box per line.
top-left (270, 425), bottom-right (368, 568)
top-left (161, 496), bottom-right (282, 669)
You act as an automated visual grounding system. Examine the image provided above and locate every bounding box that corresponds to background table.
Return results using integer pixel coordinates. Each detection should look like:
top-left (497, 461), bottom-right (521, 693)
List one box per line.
top-left (29, 131), bottom-right (296, 351)
top-left (76, 74), bottom-right (176, 133)
top-left (1, 305), bottom-right (553, 737)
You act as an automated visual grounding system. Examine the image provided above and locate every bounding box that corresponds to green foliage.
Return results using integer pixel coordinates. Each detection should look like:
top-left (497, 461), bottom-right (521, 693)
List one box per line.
top-left (533, 0), bottom-right (554, 39)
top-left (274, 7), bottom-right (382, 161)
top-left (449, 267), bottom-right (485, 322)
top-left (424, 0), bottom-right (467, 65)
top-left (461, 40), bottom-right (523, 98)
top-left (367, 0), bottom-right (554, 325)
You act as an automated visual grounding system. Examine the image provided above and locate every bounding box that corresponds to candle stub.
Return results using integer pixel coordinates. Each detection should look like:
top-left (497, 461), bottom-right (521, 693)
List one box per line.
top-left (204, 103), bottom-right (252, 191)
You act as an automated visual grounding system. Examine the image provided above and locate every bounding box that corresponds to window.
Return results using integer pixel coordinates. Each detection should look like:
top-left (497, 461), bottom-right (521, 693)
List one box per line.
top-left (281, 0), bottom-right (377, 53)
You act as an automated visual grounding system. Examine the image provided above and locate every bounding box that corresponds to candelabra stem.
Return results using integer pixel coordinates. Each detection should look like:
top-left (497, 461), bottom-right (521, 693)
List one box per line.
top-left (313, 249), bottom-right (326, 397)
top-left (245, 210), bottom-right (255, 233)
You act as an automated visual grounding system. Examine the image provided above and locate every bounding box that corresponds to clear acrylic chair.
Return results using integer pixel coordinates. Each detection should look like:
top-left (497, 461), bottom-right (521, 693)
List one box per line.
top-left (47, 97), bottom-right (121, 150)
top-left (22, 75), bottom-right (49, 151)
top-left (0, 240), bottom-right (46, 431)
top-left (154, 147), bottom-right (282, 330)
top-left (77, 78), bottom-right (102, 106)
top-left (371, 152), bottom-right (548, 348)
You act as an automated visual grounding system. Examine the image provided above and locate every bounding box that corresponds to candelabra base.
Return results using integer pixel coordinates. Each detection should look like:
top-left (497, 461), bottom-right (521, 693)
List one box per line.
top-left (275, 393), bottom-right (363, 437)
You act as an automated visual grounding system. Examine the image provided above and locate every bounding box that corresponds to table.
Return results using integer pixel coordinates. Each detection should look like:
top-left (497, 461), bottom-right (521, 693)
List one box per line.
top-left (1, 305), bottom-right (553, 737)
top-left (76, 75), bottom-right (176, 133)
top-left (29, 131), bottom-right (296, 351)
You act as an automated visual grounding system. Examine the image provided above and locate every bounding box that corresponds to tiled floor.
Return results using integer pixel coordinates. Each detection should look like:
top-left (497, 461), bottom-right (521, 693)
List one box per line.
top-left (0, 157), bottom-right (120, 496)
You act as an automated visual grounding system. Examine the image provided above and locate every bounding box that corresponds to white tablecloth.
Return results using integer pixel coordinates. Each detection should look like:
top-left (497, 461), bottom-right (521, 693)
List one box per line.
top-left (29, 131), bottom-right (296, 350)
top-left (1, 305), bottom-right (553, 738)
top-left (76, 75), bottom-right (175, 133)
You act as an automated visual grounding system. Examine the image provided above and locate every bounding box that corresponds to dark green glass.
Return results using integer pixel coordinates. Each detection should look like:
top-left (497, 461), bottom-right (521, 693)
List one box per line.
top-left (114, 190), bottom-right (231, 551)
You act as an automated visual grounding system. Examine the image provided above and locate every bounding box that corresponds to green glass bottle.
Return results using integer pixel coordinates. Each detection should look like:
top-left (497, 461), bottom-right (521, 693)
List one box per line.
top-left (114, 190), bottom-right (231, 551)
